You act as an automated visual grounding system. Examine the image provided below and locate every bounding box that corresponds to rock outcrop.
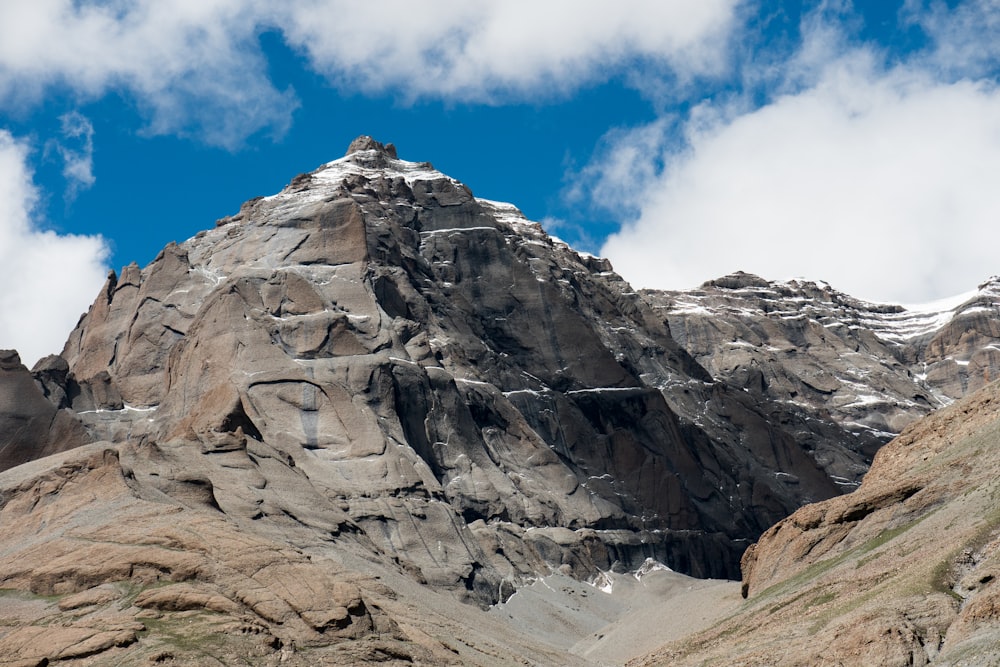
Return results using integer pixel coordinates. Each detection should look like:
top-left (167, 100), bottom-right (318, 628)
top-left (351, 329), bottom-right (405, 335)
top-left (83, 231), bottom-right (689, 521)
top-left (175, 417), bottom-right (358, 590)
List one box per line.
top-left (0, 349), bottom-right (91, 472)
top-left (645, 272), bottom-right (1000, 455)
top-left (633, 379), bottom-right (1000, 666)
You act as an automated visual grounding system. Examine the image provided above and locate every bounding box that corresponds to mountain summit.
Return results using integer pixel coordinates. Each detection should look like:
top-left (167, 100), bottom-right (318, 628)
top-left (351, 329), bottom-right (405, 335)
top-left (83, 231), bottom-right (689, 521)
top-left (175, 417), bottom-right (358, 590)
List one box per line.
top-left (56, 136), bottom-right (857, 582)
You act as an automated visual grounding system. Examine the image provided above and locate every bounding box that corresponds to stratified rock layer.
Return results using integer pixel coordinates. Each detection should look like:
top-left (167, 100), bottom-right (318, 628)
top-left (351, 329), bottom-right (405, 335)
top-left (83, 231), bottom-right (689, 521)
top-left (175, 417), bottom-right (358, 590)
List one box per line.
top-left (646, 272), bottom-right (1000, 455)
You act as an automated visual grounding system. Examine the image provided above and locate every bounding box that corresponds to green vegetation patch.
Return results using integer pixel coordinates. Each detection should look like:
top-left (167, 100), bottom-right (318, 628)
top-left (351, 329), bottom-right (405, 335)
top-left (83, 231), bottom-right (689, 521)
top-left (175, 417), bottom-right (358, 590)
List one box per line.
top-left (751, 512), bottom-right (930, 607)
top-left (139, 610), bottom-right (239, 661)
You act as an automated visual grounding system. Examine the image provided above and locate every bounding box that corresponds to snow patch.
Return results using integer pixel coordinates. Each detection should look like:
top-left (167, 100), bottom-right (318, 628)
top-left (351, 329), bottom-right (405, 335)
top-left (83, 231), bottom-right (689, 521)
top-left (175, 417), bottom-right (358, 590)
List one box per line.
top-left (634, 557), bottom-right (672, 580)
top-left (589, 570), bottom-right (615, 595)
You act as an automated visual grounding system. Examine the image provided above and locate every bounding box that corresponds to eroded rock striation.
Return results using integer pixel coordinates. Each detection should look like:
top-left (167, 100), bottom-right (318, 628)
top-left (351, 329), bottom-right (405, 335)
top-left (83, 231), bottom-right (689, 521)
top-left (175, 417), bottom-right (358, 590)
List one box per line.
top-left (646, 272), bottom-right (1000, 460)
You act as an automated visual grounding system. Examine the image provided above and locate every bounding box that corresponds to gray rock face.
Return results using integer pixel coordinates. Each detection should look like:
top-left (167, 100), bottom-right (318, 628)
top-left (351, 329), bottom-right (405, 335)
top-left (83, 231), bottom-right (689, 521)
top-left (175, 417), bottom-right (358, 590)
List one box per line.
top-left (645, 272), bottom-right (1000, 457)
top-left (0, 350), bottom-right (91, 472)
top-left (346, 135), bottom-right (398, 158)
top-left (47, 140), bottom-right (864, 604)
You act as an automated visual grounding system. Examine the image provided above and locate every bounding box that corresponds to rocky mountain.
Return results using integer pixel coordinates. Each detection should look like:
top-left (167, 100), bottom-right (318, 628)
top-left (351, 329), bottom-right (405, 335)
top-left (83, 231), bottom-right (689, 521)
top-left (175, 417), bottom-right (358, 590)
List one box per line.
top-left (633, 375), bottom-right (1000, 666)
top-left (1, 136), bottom-right (997, 665)
top-left (645, 271), bottom-right (1000, 452)
top-left (0, 137), bottom-right (871, 665)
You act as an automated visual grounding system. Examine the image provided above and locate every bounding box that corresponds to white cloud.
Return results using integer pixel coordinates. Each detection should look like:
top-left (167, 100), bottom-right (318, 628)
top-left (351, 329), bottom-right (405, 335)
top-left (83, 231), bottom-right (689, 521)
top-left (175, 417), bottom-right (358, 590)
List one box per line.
top-left (0, 1), bottom-right (740, 147)
top-left (277, 0), bottom-right (740, 101)
top-left (906, 0), bottom-right (1000, 78)
top-left (601, 60), bottom-right (1000, 303)
top-left (0, 0), bottom-right (295, 148)
top-left (567, 118), bottom-right (675, 218)
top-left (48, 111), bottom-right (96, 201)
top-left (597, 4), bottom-right (1000, 304)
top-left (0, 131), bottom-right (109, 368)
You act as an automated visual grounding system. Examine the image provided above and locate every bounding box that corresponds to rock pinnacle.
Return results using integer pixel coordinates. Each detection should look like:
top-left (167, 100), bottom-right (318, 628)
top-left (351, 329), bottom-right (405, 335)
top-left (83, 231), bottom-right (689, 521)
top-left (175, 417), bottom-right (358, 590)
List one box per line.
top-left (345, 135), bottom-right (398, 158)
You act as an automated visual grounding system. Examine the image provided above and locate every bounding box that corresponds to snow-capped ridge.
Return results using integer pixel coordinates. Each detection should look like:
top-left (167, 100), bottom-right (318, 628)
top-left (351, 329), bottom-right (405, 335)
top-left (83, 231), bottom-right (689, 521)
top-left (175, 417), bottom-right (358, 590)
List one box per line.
top-left (681, 271), bottom-right (999, 346)
top-left (647, 270), bottom-right (1000, 448)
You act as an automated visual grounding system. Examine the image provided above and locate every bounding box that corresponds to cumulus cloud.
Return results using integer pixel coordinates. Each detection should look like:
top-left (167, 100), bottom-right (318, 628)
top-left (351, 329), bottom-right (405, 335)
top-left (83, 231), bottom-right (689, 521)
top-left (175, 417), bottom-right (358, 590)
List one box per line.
top-left (277, 0), bottom-right (740, 100)
top-left (0, 131), bottom-right (109, 367)
top-left (0, 0), bottom-right (295, 148)
top-left (0, 1), bottom-right (740, 147)
top-left (597, 4), bottom-right (1000, 304)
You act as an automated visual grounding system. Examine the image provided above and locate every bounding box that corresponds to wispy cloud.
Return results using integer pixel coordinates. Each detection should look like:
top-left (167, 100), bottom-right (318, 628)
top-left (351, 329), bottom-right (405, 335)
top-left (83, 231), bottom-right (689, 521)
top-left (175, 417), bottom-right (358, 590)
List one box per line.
top-left (905, 0), bottom-right (1000, 78)
top-left (47, 111), bottom-right (96, 202)
top-left (0, 131), bottom-right (109, 366)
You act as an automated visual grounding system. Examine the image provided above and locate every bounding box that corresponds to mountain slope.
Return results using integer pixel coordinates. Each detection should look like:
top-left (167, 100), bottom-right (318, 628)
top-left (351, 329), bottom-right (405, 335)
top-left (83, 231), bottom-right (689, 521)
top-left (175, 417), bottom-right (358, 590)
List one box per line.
top-left (645, 272), bottom-right (1000, 460)
top-left (633, 378), bottom-right (1000, 666)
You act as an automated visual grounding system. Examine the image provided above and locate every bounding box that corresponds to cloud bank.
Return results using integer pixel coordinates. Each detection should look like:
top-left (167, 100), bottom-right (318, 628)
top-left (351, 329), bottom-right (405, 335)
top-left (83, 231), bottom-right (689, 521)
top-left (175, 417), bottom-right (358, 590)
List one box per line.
top-left (0, 132), bottom-right (109, 367)
top-left (0, 1), bottom-right (740, 147)
top-left (277, 0), bottom-right (739, 100)
top-left (598, 4), bottom-right (1000, 304)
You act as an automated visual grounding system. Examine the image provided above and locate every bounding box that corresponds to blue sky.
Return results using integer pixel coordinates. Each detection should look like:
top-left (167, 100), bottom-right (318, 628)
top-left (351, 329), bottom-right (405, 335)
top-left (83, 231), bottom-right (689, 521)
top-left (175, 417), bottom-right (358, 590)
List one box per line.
top-left (3, 1), bottom-right (1000, 365)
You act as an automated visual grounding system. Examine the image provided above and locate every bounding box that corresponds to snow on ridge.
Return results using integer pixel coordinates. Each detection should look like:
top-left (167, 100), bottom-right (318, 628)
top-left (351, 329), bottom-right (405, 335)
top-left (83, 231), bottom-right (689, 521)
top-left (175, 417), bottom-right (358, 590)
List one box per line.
top-left (477, 198), bottom-right (524, 216)
top-left (313, 151), bottom-right (446, 187)
top-left (633, 557), bottom-right (672, 580)
top-left (897, 288), bottom-right (980, 316)
top-left (666, 277), bottom-right (997, 344)
top-left (260, 150), bottom-right (453, 204)
top-left (585, 557), bottom-right (673, 595)
top-left (870, 285), bottom-right (994, 342)
top-left (589, 570), bottom-right (615, 595)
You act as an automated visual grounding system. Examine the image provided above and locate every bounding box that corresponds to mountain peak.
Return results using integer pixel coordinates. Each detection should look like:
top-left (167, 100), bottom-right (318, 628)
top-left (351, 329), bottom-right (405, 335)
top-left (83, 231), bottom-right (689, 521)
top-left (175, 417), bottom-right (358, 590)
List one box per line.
top-left (345, 135), bottom-right (398, 158)
top-left (701, 271), bottom-right (771, 290)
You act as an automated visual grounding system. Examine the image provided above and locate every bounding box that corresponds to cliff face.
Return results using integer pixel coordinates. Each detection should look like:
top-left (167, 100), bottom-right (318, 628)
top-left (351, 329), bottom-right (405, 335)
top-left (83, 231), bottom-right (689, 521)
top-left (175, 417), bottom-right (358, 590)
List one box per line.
top-left (0, 350), bottom-right (91, 471)
top-left (53, 138), bottom-right (858, 586)
top-left (634, 379), bottom-right (1000, 667)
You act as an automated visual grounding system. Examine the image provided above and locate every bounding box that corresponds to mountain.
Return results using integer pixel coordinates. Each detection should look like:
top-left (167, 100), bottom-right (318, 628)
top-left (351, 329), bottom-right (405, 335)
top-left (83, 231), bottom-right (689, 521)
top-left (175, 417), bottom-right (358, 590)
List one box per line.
top-left (645, 271), bottom-right (1000, 460)
top-left (1, 136), bottom-right (997, 665)
top-left (0, 137), bottom-right (866, 665)
top-left (633, 376), bottom-right (1000, 666)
